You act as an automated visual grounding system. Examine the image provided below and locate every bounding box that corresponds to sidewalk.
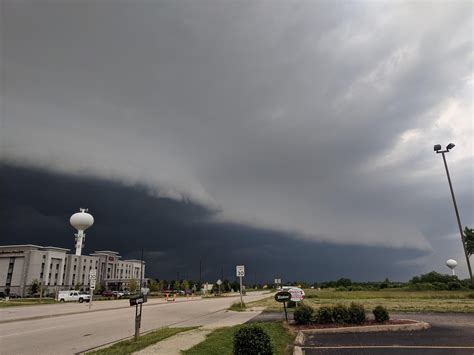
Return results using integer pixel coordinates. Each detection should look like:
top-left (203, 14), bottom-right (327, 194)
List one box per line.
top-left (134, 308), bottom-right (265, 355)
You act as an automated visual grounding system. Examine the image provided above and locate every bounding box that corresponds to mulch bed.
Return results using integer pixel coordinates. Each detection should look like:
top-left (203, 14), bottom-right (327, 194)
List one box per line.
top-left (291, 319), bottom-right (417, 330)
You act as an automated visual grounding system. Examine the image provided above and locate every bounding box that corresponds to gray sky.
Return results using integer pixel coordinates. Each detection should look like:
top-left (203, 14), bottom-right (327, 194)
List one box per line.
top-left (1, 1), bottom-right (473, 278)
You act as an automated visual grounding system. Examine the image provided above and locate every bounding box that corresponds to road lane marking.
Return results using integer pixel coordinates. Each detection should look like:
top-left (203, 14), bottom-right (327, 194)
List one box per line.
top-left (0, 324), bottom-right (64, 338)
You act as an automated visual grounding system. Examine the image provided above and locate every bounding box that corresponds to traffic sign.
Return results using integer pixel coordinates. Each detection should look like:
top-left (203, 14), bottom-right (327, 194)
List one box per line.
top-left (288, 287), bottom-right (305, 302)
top-left (236, 265), bottom-right (245, 277)
top-left (89, 269), bottom-right (97, 289)
top-left (216, 279), bottom-right (222, 285)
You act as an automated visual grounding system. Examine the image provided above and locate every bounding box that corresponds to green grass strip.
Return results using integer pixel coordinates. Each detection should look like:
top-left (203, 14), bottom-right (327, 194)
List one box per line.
top-left (0, 299), bottom-right (58, 307)
top-left (88, 327), bottom-right (197, 355)
top-left (183, 322), bottom-right (293, 355)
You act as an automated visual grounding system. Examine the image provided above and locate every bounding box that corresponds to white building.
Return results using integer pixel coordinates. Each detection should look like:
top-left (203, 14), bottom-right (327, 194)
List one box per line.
top-left (0, 244), bottom-right (145, 297)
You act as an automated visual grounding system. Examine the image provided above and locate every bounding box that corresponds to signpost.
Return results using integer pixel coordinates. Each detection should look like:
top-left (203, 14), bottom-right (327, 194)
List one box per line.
top-left (89, 269), bottom-right (97, 309)
top-left (236, 265), bottom-right (245, 307)
top-left (216, 279), bottom-right (222, 295)
top-left (274, 278), bottom-right (282, 288)
top-left (274, 291), bottom-right (291, 321)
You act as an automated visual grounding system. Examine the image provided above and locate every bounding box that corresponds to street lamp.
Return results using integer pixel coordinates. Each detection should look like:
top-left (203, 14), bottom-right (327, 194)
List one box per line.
top-left (434, 143), bottom-right (473, 285)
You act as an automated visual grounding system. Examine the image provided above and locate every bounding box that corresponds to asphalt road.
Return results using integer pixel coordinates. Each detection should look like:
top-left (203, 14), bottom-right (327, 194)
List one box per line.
top-left (0, 292), bottom-right (269, 355)
top-left (300, 313), bottom-right (474, 355)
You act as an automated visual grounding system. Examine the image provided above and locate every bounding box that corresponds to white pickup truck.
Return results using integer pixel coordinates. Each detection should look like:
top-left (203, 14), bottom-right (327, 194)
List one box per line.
top-left (57, 291), bottom-right (91, 303)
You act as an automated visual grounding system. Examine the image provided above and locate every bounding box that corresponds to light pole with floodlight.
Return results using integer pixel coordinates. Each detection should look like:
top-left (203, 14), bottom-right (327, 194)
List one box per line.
top-left (434, 143), bottom-right (473, 285)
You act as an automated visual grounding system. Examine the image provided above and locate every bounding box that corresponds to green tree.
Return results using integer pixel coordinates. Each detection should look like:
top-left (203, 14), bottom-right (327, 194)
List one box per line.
top-left (181, 279), bottom-right (190, 291)
top-left (129, 279), bottom-right (138, 293)
top-left (465, 226), bottom-right (474, 256)
top-left (148, 279), bottom-right (159, 292)
top-left (29, 279), bottom-right (40, 295)
top-left (74, 282), bottom-right (83, 290)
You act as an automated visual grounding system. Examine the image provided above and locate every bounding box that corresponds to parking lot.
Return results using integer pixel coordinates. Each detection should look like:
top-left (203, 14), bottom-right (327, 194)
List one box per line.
top-left (299, 313), bottom-right (474, 354)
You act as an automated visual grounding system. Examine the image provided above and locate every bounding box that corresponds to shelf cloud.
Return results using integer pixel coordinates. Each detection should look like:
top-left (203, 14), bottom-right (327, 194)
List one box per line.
top-left (1, 1), bottom-right (472, 277)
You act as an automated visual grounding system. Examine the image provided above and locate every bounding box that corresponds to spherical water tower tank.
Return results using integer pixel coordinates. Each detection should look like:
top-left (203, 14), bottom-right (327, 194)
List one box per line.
top-left (70, 209), bottom-right (94, 231)
top-left (446, 259), bottom-right (457, 276)
top-left (70, 208), bottom-right (94, 256)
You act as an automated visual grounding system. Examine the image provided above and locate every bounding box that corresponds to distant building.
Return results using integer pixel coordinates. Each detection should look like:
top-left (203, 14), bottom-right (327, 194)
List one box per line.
top-left (0, 245), bottom-right (145, 296)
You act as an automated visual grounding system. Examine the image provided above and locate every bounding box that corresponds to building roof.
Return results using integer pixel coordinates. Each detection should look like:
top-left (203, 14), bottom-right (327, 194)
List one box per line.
top-left (0, 244), bottom-right (69, 252)
top-left (123, 259), bottom-right (146, 264)
top-left (92, 250), bottom-right (120, 255)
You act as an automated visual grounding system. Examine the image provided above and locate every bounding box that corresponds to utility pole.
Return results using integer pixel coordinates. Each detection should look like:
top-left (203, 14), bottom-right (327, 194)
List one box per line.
top-left (435, 143), bottom-right (473, 285)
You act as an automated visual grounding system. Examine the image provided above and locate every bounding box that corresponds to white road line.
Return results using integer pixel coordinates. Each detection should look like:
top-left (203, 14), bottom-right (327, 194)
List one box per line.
top-left (0, 325), bottom-right (64, 338)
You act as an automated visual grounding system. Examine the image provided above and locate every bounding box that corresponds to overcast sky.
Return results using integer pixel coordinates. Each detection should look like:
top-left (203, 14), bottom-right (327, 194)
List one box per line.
top-left (1, 1), bottom-right (473, 281)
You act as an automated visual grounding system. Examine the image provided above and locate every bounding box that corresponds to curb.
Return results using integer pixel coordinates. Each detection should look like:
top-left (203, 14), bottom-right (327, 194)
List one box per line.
top-left (294, 320), bottom-right (430, 346)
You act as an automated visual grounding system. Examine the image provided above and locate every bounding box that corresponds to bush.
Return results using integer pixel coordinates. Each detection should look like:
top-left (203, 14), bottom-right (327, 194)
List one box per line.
top-left (447, 282), bottom-right (462, 290)
top-left (467, 293), bottom-right (474, 299)
top-left (332, 304), bottom-right (350, 324)
top-left (233, 325), bottom-right (272, 355)
top-left (287, 300), bottom-right (297, 308)
top-left (373, 306), bottom-right (390, 323)
top-left (293, 303), bottom-right (314, 325)
top-left (348, 302), bottom-right (366, 324)
top-left (315, 306), bottom-right (333, 324)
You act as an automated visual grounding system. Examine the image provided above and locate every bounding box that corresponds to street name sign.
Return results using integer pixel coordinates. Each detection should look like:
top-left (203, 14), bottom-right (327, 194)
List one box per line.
top-left (274, 291), bottom-right (291, 303)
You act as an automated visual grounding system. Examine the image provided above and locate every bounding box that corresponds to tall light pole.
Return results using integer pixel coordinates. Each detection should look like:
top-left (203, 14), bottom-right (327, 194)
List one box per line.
top-left (434, 143), bottom-right (473, 285)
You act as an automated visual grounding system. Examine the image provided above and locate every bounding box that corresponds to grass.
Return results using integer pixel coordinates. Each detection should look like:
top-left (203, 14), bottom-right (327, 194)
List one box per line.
top-left (247, 289), bottom-right (474, 313)
top-left (87, 327), bottom-right (196, 355)
top-left (183, 322), bottom-right (294, 355)
top-left (228, 302), bottom-right (246, 311)
top-left (0, 298), bottom-right (58, 307)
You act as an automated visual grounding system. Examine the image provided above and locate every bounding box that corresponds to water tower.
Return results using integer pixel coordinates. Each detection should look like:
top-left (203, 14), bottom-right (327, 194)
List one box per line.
top-left (446, 259), bottom-right (457, 276)
top-left (70, 208), bottom-right (94, 256)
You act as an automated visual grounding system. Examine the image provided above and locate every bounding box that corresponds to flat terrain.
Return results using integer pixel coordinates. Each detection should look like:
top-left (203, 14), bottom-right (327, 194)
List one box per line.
top-left (249, 289), bottom-right (474, 313)
top-left (0, 292), bottom-right (269, 355)
top-left (301, 313), bottom-right (474, 354)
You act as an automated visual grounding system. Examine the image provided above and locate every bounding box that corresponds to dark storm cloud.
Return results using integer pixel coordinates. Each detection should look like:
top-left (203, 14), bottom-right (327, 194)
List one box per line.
top-left (0, 165), bottom-right (427, 281)
top-left (1, 1), bottom-right (473, 277)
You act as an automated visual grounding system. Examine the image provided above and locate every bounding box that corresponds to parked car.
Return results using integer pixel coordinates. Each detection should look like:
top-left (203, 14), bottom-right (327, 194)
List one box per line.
top-left (112, 291), bottom-right (124, 298)
top-left (57, 290), bottom-right (91, 303)
top-left (101, 290), bottom-right (114, 297)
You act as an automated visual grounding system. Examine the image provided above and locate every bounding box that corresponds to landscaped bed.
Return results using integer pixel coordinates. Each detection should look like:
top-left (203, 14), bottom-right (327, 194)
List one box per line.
top-left (291, 318), bottom-right (417, 330)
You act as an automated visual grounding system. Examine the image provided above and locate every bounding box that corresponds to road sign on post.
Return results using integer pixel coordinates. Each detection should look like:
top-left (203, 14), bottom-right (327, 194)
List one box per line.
top-left (89, 269), bottom-right (97, 309)
top-left (236, 265), bottom-right (245, 307)
top-left (274, 290), bottom-right (291, 322)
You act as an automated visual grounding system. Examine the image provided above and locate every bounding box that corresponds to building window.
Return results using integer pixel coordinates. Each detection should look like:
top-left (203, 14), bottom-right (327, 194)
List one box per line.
top-left (56, 264), bottom-right (59, 270)
top-left (50, 263), bottom-right (52, 269)
top-left (74, 265), bottom-right (76, 271)
top-left (43, 255), bottom-right (46, 259)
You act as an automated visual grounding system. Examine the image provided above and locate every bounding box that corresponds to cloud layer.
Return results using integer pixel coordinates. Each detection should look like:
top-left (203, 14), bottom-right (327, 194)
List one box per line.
top-left (1, 1), bottom-right (473, 272)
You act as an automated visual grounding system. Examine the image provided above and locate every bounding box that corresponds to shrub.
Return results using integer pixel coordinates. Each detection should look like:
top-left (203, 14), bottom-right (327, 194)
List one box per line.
top-left (287, 300), bottom-right (297, 308)
top-left (467, 293), bottom-right (474, 299)
top-left (293, 303), bottom-right (314, 325)
top-left (373, 306), bottom-right (390, 323)
top-left (233, 325), bottom-right (272, 355)
top-left (447, 281), bottom-right (462, 290)
top-left (348, 302), bottom-right (366, 324)
top-left (315, 306), bottom-right (333, 324)
top-left (332, 304), bottom-right (350, 324)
